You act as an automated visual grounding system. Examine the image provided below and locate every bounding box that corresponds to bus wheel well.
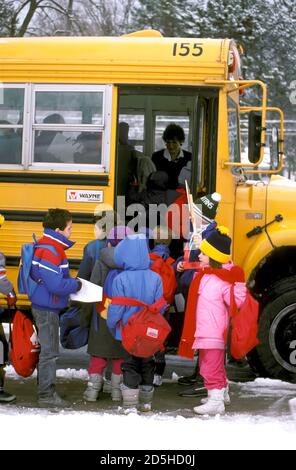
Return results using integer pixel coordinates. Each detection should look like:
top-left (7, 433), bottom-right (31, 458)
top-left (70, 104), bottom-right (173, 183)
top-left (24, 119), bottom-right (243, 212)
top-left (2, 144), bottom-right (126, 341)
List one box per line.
top-left (249, 246), bottom-right (296, 304)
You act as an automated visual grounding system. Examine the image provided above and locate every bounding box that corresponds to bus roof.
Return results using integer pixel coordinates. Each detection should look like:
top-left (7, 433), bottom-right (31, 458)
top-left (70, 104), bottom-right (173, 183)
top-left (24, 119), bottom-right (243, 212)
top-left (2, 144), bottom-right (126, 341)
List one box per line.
top-left (0, 35), bottom-right (230, 85)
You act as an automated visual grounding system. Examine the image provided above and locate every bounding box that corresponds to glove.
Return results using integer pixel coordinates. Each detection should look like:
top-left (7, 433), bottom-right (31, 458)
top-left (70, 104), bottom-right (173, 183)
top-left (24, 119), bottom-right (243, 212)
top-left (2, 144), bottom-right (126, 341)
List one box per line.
top-left (6, 291), bottom-right (17, 308)
top-left (76, 279), bottom-right (82, 292)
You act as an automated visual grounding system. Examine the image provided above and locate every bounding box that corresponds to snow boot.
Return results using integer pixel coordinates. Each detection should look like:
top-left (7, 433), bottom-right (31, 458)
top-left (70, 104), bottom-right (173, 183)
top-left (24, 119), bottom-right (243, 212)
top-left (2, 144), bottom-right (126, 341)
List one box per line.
top-left (102, 377), bottom-right (111, 394)
top-left (121, 384), bottom-right (139, 413)
top-left (153, 374), bottom-right (163, 387)
top-left (178, 363), bottom-right (201, 385)
top-left (178, 383), bottom-right (206, 397)
top-left (138, 385), bottom-right (154, 412)
top-left (83, 374), bottom-right (103, 402)
top-left (193, 388), bottom-right (225, 416)
top-left (0, 389), bottom-right (16, 403)
top-left (38, 391), bottom-right (71, 408)
top-left (111, 373), bottom-right (122, 401)
top-left (200, 385), bottom-right (230, 405)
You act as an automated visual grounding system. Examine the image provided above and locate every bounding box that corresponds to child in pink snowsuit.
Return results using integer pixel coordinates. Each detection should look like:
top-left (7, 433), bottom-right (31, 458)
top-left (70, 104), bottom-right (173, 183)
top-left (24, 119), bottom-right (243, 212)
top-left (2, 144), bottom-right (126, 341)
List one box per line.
top-left (179, 226), bottom-right (246, 415)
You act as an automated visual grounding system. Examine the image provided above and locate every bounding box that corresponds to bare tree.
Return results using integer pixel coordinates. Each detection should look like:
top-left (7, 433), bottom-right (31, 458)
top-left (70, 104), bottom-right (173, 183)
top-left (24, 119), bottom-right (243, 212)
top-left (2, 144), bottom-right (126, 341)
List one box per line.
top-left (2, 0), bottom-right (79, 36)
top-left (5, 0), bottom-right (136, 37)
top-left (80, 0), bottom-right (136, 36)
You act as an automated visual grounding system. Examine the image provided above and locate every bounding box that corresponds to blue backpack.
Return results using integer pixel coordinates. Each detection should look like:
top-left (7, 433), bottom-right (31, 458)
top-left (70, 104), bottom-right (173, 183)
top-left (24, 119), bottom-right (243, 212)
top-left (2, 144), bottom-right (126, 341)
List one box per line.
top-left (59, 304), bottom-right (101, 349)
top-left (17, 234), bottom-right (58, 298)
top-left (59, 305), bottom-right (90, 349)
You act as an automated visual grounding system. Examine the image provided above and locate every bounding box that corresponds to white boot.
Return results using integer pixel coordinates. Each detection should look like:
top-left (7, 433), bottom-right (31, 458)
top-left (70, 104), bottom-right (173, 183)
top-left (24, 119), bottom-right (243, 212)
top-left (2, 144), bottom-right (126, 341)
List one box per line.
top-left (111, 373), bottom-right (122, 401)
top-left (83, 374), bottom-right (103, 402)
top-left (138, 385), bottom-right (154, 412)
top-left (193, 388), bottom-right (225, 415)
top-left (200, 385), bottom-right (230, 405)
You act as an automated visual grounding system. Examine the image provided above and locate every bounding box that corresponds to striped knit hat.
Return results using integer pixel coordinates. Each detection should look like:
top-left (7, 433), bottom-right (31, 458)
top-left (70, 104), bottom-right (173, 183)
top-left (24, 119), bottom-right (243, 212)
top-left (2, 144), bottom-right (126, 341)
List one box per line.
top-left (199, 225), bottom-right (231, 263)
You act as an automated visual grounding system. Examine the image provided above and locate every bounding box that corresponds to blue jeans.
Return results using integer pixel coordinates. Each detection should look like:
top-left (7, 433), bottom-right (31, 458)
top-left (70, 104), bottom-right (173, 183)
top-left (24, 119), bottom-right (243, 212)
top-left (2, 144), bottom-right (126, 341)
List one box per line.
top-left (32, 308), bottom-right (59, 398)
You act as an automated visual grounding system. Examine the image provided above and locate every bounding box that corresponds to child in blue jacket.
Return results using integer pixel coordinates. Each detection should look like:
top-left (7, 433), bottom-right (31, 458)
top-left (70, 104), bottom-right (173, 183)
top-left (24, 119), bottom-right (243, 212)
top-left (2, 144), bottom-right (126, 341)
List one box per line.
top-left (107, 234), bottom-right (164, 412)
top-left (30, 208), bottom-right (81, 407)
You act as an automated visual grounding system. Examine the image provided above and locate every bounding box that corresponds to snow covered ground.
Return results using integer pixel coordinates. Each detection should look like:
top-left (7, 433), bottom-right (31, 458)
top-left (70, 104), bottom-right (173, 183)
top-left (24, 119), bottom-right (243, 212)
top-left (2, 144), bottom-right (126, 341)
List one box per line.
top-left (1, 366), bottom-right (296, 450)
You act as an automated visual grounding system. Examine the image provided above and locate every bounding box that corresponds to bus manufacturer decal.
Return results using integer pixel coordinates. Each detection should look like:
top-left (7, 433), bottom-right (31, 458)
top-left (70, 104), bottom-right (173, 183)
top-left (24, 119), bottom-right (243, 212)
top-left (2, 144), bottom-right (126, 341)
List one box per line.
top-left (66, 189), bottom-right (103, 203)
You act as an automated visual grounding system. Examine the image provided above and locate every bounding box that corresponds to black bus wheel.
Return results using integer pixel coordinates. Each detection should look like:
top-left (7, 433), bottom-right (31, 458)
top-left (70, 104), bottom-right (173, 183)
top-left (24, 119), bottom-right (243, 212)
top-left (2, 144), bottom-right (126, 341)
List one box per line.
top-left (251, 290), bottom-right (296, 383)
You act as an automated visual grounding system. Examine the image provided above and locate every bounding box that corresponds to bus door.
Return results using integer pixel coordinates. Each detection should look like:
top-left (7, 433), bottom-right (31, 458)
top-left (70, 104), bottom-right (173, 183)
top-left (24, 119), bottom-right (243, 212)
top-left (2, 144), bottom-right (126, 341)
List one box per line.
top-left (116, 86), bottom-right (219, 205)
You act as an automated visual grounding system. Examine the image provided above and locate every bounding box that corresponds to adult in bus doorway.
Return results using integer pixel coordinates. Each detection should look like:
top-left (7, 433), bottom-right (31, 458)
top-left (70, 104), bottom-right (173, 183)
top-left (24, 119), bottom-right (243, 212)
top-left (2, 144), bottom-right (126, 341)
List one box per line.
top-left (152, 123), bottom-right (191, 190)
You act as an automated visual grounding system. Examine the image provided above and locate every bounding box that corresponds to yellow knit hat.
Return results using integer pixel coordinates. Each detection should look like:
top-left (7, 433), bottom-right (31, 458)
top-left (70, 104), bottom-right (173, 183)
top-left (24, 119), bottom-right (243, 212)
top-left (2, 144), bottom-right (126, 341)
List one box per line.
top-left (199, 226), bottom-right (231, 263)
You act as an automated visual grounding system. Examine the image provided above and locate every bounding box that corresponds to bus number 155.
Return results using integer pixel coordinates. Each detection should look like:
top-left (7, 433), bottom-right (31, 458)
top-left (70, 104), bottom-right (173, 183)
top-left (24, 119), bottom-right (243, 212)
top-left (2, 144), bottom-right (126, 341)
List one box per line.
top-left (173, 42), bottom-right (203, 57)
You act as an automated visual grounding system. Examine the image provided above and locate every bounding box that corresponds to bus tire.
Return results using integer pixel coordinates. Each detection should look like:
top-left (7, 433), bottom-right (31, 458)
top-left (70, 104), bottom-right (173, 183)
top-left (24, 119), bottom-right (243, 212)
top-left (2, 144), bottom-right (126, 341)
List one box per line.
top-left (253, 289), bottom-right (296, 383)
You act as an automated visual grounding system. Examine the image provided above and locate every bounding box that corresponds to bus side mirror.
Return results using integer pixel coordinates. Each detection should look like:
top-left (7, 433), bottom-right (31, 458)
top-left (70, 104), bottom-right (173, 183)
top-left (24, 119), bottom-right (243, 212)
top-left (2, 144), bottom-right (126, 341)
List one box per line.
top-left (270, 126), bottom-right (280, 169)
top-left (248, 111), bottom-right (262, 164)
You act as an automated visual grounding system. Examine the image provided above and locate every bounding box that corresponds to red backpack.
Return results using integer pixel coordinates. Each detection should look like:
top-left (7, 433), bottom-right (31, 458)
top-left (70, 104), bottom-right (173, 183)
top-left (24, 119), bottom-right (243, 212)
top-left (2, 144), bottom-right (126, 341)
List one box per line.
top-left (111, 296), bottom-right (171, 358)
top-left (229, 287), bottom-right (259, 359)
top-left (10, 310), bottom-right (40, 377)
top-left (149, 253), bottom-right (177, 305)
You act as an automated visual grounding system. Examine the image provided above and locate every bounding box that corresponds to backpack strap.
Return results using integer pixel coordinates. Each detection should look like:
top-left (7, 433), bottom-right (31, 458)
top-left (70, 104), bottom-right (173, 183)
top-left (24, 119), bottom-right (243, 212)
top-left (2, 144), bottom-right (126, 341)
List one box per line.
top-left (229, 284), bottom-right (242, 319)
top-left (112, 296), bottom-right (167, 312)
top-left (35, 244), bottom-right (58, 256)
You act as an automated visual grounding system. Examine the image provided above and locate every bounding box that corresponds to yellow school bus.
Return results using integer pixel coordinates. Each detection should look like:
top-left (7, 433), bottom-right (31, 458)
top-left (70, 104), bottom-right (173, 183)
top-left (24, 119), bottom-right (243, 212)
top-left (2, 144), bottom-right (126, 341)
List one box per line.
top-left (0, 30), bottom-right (295, 381)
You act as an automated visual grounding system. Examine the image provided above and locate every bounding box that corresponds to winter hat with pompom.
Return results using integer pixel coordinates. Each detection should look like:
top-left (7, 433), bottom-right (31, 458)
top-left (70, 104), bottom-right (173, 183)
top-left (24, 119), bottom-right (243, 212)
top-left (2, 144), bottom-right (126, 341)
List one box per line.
top-left (193, 192), bottom-right (221, 223)
top-left (199, 225), bottom-right (231, 263)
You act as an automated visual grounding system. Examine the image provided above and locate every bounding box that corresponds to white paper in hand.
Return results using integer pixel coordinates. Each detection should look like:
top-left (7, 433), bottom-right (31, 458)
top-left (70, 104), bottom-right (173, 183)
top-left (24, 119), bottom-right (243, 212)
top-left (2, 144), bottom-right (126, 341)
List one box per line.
top-left (70, 278), bottom-right (102, 303)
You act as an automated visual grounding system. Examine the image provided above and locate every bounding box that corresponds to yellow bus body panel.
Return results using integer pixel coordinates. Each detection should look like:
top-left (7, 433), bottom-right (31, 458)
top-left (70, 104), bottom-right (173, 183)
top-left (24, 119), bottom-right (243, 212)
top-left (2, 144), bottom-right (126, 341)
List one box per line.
top-left (233, 184), bottom-right (267, 268)
top-left (0, 36), bottom-right (229, 84)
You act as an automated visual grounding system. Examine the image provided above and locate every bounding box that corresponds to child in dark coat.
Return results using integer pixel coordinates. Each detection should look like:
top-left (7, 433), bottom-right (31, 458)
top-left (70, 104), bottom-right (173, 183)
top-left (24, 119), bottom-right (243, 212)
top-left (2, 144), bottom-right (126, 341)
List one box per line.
top-left (82, 226), bottom-right (132, 402)
top-left (150, 226), bottom-right (175, 387)
top-left (107, 234), bottom-right (164, 412)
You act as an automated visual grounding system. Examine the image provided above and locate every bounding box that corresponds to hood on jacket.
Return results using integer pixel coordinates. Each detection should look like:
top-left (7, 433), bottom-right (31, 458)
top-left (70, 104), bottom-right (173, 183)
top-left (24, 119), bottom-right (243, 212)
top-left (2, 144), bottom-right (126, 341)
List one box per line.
top-left (114, 234), bottom-right (150, 270)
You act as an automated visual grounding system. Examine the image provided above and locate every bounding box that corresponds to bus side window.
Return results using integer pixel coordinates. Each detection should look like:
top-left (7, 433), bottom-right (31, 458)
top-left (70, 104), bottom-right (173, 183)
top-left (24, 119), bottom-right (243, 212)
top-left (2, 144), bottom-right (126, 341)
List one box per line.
top-left (74, 132), bottom-right (102, 165)
top-left (0, 87), bottom-right (24, 166)
top-left (0, 121), bottom-right (22, 165)
top-left (33, 87), bottom-right (105, 167)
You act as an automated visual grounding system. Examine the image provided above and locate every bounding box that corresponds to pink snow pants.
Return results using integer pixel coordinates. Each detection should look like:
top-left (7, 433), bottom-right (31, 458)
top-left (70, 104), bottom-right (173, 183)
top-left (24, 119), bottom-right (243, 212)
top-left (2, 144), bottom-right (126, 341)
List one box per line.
top-left (88, 356), bottom-right (123, 375)
top-left (199, 349), bottom-right (227, 390)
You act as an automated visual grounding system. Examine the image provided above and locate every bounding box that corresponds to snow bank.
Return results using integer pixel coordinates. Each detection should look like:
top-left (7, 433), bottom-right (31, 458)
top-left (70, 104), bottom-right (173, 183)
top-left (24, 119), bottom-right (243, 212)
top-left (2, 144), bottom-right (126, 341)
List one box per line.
top-left (0, 406), bottom-right (295, 450)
